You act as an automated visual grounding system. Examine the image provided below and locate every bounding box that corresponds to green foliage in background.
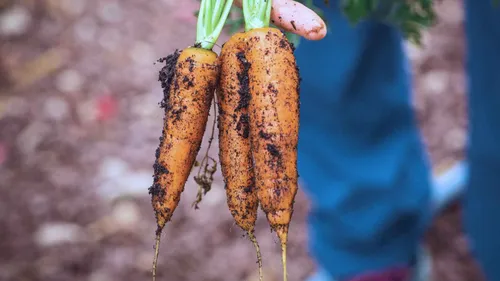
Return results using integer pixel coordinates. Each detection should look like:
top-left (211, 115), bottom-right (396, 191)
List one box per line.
top-left (341, 0), bottom-right (436, 45)
top-left (222, 0), bottom-right (436, 46)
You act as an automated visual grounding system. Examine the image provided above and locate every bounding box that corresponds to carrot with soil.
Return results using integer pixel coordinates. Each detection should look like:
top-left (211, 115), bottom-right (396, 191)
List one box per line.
top-left (216, 32), bottom-right (263, 281)
top-left (149, 0), bottom-right (233, 280)
top-left (242, 1), bottom-right (300, 281)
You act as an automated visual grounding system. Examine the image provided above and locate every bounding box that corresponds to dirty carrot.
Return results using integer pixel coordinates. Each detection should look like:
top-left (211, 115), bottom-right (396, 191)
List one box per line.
top-left (216, 32), bottom-right (263, 281)
top-left (241, 0), bottom-right (300, 280)
top-left (148, 0), bottom-right (233, 280)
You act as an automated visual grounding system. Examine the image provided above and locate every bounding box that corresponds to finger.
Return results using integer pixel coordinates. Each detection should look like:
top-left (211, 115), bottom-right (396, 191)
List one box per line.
top-left (271, 0), bottom-right (327, 40)
top-left (234, 0), bottom-right (327, 40)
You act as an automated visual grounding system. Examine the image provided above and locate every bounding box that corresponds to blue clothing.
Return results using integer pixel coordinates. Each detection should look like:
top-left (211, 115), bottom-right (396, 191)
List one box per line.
top-left (463, 0), bottom-right (500, 280)
top-left (295, 0), bottom-right (500, 280)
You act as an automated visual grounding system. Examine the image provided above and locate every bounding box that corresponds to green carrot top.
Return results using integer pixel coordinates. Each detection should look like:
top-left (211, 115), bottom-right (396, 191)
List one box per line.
top-left (242, 0), bottom-right (273, 31)
top-left (196, 0), bottom-right (235, 49)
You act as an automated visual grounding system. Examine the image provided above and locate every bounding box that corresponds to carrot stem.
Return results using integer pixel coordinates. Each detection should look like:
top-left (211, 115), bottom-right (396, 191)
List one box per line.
top-left (196, 0), bottom-right (235, 50)
top-left (204, 0), bottom-right (212, 35)
top-left (243, 0), bottom-right (272, 31)
top-left (212, 0), bottom-right (223, 28)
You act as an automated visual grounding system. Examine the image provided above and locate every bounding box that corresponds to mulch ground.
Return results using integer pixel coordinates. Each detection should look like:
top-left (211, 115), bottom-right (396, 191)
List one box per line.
top-left (0, 0), bottom-right (485, 280)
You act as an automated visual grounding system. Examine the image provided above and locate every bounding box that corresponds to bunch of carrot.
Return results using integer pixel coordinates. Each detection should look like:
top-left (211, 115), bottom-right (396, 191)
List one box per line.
top-left (149, 0), bottom-right (304, 280)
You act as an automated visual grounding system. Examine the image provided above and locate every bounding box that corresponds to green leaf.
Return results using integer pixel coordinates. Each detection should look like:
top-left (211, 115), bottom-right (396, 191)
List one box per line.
top-left (285, 31), bottom-right (301, 48)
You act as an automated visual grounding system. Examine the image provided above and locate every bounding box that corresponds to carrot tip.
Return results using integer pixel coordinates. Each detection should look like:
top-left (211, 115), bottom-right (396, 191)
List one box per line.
top-left (248, 231), bottom-right (263, 281)
top-left (281, 242), bottom-right (288, 281)
top-left (275, 226), bottom-right (289, 281)
top-left (152, 229), bottom-right (163, 281)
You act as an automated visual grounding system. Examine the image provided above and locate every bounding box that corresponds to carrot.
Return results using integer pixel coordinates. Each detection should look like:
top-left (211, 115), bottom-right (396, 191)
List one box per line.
top-left (216, 32), bottom-right (263, 281)
top-left (149, 0), bottom-right (234, 280)
top-left (241, 1), bottom-right (300, 280)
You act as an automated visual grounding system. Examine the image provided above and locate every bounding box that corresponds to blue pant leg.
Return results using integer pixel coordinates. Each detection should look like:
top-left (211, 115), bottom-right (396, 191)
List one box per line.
top-left (464, 1), bottom-right (500, 280)
top-left (294, 1), bottom-right (432, 279)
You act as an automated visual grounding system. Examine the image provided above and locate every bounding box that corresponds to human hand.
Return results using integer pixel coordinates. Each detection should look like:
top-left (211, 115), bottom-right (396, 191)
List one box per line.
top-left (234, 0), bottom-right (327, 40)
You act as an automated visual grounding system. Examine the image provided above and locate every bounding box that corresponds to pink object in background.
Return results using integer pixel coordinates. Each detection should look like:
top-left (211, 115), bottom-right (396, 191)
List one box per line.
top-left (173, 0), bottom-right (198, 25)
top-left (96, 95), bottom-right (118, 121)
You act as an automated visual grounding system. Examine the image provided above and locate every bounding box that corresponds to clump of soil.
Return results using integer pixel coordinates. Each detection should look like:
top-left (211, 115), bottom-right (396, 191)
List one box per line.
top-left (157, 50), bottom-right (180, 110)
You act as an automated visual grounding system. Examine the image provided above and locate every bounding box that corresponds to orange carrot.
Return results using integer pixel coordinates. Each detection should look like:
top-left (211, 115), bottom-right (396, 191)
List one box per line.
top-left (217, 31), bottom-right (263, 281)
top-left (151, 45), bottom-right (219, 281)
top-left (149, 1), bottom-right (234, 280)
top-left (242, 1), bottom-right (300, 280)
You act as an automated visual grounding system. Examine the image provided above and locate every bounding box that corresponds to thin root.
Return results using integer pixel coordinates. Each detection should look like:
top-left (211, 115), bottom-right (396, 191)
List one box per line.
top-left (281, 242), bottom-right (287, 281)
top-left (152, 229), bottom-right (162, 281)
top-left (192, 95), bottom-right (218, 209)
top-left (248, 231), bottom-right (263, 281)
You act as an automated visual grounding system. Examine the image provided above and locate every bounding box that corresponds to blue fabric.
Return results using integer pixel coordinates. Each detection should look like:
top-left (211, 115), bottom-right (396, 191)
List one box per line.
top-left (296, 0), bottom-right (500, 280)
top-left (463, 0), bottom-right (500, 280)
top-left (294, 0), bottom-right (433, 279)
top-left (304, 160), bottom-right (468, 281)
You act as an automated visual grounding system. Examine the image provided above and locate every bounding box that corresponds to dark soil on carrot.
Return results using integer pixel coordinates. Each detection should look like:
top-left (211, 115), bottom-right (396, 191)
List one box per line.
top-left (236, 51), bottom-right (251, 110)
top-left (149, 50), bottom-right (180, 199)
top-left (0, 0), bottom-right (483, 281)
top-left (158, 50), bottom-right (180, 110)
top-left (266, 144), bottom-right (281, 157)
top-left (236, 113), bottom-right (250, 139)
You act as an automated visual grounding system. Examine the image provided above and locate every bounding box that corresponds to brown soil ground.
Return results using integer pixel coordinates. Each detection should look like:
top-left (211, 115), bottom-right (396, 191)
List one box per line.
top-left (0, 0), bottom-right (485, 280)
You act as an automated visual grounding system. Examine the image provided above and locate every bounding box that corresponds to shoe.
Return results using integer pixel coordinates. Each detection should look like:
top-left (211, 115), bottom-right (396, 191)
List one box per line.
top-left (411, 245), bottom-right (432, 281)
top-left (431, 160), bottom-right (467, 214)
top-left (306, 267), bottom-right (332, 281)
top-left (305, 244), bottom-right (432, 281)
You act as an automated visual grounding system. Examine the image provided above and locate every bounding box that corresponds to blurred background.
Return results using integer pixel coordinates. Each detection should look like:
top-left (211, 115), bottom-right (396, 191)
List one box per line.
top-left (0, 0), bottom-right (485, 280)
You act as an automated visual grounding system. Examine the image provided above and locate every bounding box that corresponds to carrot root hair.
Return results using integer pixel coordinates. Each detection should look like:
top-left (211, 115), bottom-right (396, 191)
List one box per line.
top-left (248, 231), bottom-right (263, 281)
top-left (152, 228), bottom-right (162, 281)
top-left (192, 95), bottom-right (218, 209)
